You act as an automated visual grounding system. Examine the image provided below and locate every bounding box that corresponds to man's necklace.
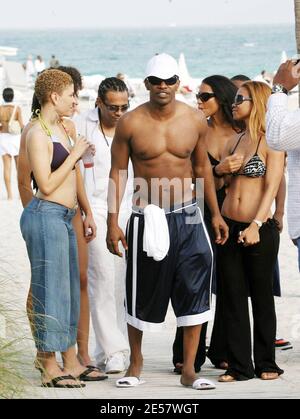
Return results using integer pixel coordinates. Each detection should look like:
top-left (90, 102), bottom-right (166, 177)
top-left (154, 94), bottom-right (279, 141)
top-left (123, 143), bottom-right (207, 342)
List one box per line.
top-left (98, 108), bottom-right (110, 147)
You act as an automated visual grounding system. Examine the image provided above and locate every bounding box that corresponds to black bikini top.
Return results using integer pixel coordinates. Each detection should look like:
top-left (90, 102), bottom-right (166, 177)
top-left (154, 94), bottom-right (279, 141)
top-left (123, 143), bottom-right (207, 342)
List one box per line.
top-left (207, 152), bottom-right (220, 167)
top-left (231, 133), bottom-right (266, 178)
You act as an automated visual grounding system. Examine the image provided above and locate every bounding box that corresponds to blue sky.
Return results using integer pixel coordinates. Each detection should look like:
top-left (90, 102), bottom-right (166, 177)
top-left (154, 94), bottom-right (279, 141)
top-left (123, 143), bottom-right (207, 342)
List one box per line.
top-left (0, 0), bottom-right (295, 29)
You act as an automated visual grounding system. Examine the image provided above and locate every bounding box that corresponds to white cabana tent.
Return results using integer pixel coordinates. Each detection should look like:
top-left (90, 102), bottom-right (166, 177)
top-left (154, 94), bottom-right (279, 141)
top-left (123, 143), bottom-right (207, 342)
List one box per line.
top-left (178, 52), bottom-right (192, 88)
top-left (281, 50), bottom-right (288, 64)
top-left (0, 46), bottom-right (18, 58)
top-left (2, 61), bottom-right (27, 91)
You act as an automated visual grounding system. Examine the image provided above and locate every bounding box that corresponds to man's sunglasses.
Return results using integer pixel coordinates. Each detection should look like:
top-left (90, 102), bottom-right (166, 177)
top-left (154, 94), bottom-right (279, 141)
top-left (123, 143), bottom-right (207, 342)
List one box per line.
top-left (196, 92), bottom-right (216, 102)
top-left (103, 102), bottom-right (130, 113)
top-left (147, 75), bottom-right (179, 86)
top-left (233, 95), bottom-right (253, 106)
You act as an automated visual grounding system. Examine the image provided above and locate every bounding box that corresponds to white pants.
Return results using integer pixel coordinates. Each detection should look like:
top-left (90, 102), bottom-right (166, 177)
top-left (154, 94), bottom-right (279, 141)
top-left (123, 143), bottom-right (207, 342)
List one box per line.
top-left (88, 209), bottom-right (130, 364)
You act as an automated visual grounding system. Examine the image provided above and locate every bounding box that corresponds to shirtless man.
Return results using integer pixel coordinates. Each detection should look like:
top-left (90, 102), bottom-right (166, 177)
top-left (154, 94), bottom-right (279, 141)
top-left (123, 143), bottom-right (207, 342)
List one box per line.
top-left (106, 54), bottom-right (228, 390)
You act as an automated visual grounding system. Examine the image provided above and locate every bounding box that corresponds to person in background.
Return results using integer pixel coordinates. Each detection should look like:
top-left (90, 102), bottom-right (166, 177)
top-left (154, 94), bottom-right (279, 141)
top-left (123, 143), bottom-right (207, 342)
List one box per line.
top-left (266, 59), bottom-right (300, 273)
top-left (116, 73), bottom-right (136, 98)
top-left (231, 74), bottom-right (251, 89)
top-left (254, 70), bottom-right (273, 86)
top-left (49, 55), bottom-right (60, 68)
top-left (25, 55), bottom-right (36, 83)
top-left (261, 70), bottom-right (273, 86)
top-left (34, 55), bottom-right (46, 75)
top-left (0, 87), bottom-right (24, 199)
top-left (74, 77), bottom-right (131, 374)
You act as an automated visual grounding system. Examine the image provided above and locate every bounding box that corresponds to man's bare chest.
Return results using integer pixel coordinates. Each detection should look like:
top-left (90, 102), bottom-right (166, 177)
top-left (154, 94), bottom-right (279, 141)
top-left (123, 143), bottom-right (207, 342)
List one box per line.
top-left (130, 122), bottom-right (198, 161)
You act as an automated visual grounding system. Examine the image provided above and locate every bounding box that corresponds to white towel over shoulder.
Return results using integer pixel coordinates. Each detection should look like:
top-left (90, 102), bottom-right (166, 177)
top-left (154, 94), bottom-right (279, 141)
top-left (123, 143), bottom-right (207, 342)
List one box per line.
top-left (143, 204), bottom-right (170, 261)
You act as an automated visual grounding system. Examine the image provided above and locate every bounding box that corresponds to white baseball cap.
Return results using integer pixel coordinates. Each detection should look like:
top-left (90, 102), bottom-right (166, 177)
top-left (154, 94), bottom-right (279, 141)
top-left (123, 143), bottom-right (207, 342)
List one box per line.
top-left (145, 53), bottom-right (179, 80)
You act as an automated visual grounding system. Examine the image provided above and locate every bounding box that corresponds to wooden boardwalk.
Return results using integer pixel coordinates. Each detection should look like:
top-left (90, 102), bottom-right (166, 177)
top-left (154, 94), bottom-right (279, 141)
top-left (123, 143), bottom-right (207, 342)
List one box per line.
top-left (1, 166), bottom-right (300, 399)
top-left (22, 321), bottom-right (300, 400)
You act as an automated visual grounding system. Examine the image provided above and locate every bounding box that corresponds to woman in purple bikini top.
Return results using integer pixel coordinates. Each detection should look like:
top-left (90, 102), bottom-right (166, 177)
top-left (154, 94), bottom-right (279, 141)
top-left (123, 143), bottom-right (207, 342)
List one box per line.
top-left (31, 120), bottom-right (75, 190)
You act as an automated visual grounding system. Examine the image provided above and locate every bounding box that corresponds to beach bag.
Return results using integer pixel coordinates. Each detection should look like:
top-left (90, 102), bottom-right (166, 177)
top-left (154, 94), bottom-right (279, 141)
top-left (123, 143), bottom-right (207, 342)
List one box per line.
top-left (8, 106), bottom-right (21, 135)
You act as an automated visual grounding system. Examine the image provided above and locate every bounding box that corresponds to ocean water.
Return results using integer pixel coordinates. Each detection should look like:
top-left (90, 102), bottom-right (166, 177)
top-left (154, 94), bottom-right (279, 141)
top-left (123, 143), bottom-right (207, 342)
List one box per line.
top-left (0, 25), bottom-right (296, 79)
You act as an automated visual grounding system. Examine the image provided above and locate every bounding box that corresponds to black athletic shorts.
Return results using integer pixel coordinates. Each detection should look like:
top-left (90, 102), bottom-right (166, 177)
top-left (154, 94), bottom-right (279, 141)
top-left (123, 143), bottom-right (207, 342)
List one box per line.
top-left (125, 201), bottom-right (213, 332)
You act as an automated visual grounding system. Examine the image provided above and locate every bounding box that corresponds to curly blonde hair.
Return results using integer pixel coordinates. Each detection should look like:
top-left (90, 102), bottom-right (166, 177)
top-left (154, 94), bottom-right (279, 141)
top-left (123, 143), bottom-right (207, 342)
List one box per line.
top-left (34, 69), bottom-right (73, 106)
top-left (242, 81), bottom-right (271, 143)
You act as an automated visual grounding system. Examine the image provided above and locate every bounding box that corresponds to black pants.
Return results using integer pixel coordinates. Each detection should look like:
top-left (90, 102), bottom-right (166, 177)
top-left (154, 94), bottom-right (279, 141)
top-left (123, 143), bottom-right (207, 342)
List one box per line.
top-left (207, 230), bottom-right (282, 368)
top-left (172, 323), bottom-right (207, 372)
top-left (206, 270), bottom-right (228, 367)
top-left (218, 218), bottom-right (283, 380)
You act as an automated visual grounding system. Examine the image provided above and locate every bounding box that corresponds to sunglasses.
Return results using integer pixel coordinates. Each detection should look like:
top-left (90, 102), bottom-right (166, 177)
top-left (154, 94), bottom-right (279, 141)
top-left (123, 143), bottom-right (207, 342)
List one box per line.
top-left (233, 94), bottom-right (253, 106)
top-left (196, 92), bottom-right (216, 102)
top-left (103, 102), bottom-right (130, 113)
top-left (147, 75), bottom-right (179, 86)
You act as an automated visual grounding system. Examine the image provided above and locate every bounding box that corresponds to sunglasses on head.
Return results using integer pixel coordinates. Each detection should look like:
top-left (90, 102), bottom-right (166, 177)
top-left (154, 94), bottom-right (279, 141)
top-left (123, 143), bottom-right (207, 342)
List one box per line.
top-left (233, 94), bottom-right (252, 106)
top-left (103, 102), bottom-right (130, 113)
top-left (147, 75), bottom-right (179, 86)
top-left (196, 92), bottom-right (216, 102)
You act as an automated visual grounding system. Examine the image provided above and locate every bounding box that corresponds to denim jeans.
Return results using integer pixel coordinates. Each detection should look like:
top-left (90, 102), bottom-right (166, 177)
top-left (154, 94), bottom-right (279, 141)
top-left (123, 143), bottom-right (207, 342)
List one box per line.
top-left (20, 198), bottom-right (80, 352)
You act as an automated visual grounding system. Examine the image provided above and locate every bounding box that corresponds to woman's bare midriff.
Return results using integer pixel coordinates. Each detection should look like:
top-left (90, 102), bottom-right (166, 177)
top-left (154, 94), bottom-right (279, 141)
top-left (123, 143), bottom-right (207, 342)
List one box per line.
top-left (36, 171), bottom-right (77, 209)
top-left (222, 176), bottom-right (271, 222)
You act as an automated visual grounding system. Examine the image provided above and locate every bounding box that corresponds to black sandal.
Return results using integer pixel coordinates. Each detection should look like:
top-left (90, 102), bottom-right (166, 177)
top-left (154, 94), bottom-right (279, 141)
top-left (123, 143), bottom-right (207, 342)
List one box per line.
top-left (42, 375), bottom-right (86, 388)
top-left (77, 366), bottom-right (108, 382)
top-left (86, 364), bottom-right (104, 372)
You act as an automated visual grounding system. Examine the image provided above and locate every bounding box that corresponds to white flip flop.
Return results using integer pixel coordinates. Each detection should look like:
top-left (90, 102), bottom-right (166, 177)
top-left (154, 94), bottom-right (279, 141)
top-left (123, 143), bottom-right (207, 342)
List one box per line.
top-left (192, 378), bottom-right (216, 390)
top-left (116, 376), bottom-right (146, 388)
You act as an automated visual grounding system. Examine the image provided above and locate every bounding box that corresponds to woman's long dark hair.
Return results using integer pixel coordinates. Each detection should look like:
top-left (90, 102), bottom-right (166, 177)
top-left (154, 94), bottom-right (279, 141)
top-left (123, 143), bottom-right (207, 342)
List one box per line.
top-left (202, 75), bottom-right (245, 132)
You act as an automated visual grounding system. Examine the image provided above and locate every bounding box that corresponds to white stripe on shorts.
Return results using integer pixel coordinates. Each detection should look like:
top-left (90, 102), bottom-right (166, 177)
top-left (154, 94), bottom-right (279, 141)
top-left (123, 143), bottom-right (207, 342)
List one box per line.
top-left (197, 207), bottom-right (214, 309)
top-left (132, 216), bottom-right (139, 318)
top-left (177, 310), bottom-right (213, 328)
top-left (126, 313), bottom-right (166, 332)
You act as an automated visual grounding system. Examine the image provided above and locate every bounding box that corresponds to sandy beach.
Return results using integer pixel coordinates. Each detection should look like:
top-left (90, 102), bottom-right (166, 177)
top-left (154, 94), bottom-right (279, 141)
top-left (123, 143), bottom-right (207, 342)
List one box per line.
top-left (0, 152), bottom-right (299, 399)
